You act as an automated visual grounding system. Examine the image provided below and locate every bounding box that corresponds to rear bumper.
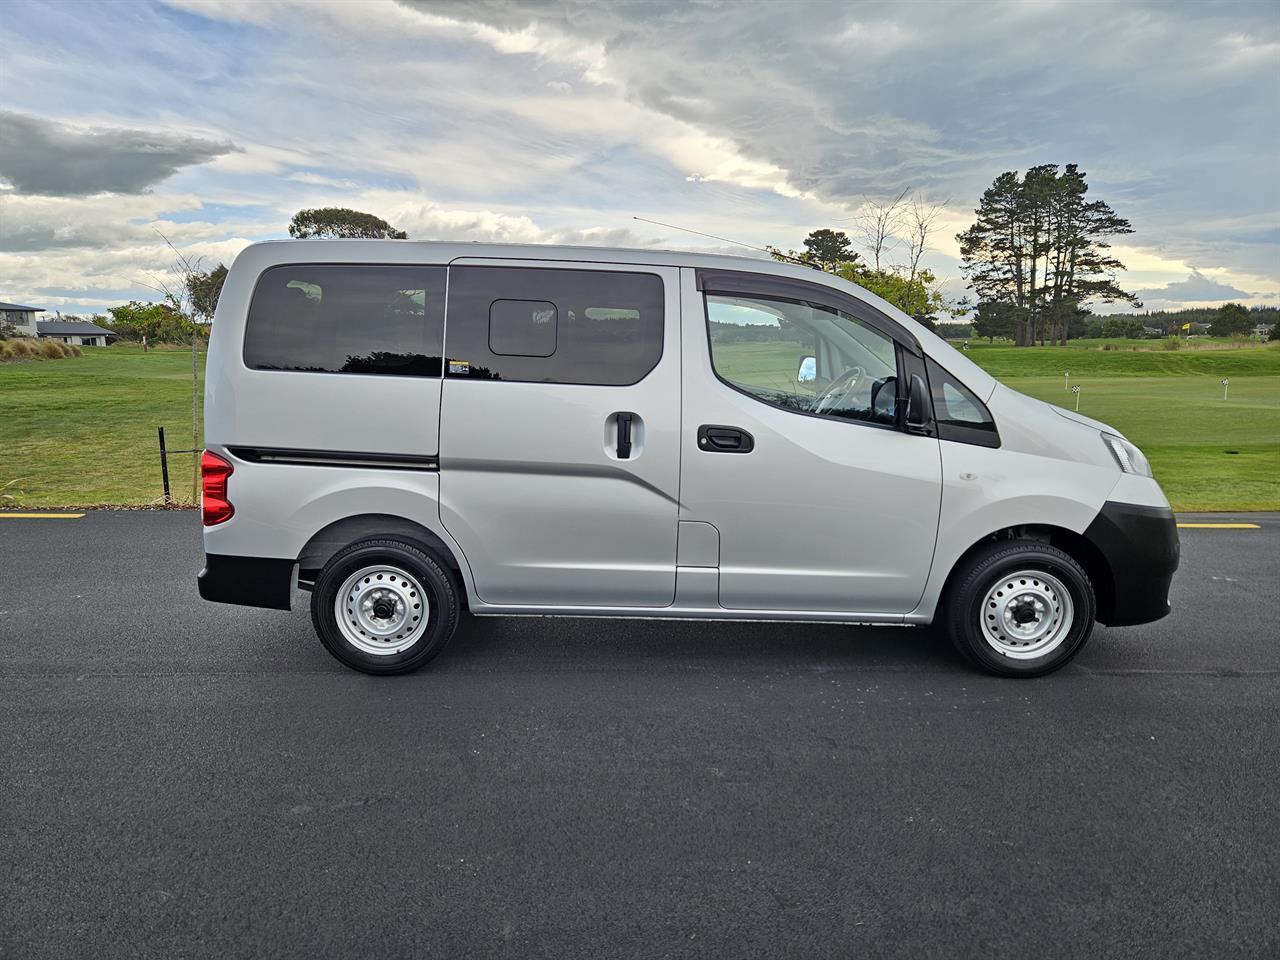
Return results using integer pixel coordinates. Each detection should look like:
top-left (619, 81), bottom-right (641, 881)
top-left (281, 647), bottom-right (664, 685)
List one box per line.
top-left (1083, 501), bottom-right (1180, 627)
top-left (198, 554), bottom-right (295, 611)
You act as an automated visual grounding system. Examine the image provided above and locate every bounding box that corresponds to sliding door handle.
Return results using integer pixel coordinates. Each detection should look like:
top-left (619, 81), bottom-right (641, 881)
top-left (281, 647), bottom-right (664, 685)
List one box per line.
top-left (697, 424), bottom-right (754, 453)
top-left (616, 413), bottom-right (634, 459)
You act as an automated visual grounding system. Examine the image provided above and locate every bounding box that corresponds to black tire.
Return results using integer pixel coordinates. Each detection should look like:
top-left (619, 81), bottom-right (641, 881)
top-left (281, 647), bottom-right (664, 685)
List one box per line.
top-left (944, 540), bottom-right (1096, 678)
top-left (311, 538), bottom-right (460, 675)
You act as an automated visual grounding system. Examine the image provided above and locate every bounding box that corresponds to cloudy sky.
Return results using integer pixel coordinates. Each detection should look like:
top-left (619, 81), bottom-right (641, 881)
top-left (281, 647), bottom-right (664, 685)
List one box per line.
top-left (1, 0), bottom-right (1277, 316)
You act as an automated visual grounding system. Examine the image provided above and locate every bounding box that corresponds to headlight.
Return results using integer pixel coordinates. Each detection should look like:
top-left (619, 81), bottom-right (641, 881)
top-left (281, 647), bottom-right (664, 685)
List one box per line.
top-left (1102, 433), bottom-right (1152, 477)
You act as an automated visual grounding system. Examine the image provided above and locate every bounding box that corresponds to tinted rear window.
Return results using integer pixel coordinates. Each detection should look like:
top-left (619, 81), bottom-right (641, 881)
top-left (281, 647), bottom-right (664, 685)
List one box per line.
top-left (445, 266), bottom-right (663, 385)
top-left (244, 264), bottom-right (445, 376)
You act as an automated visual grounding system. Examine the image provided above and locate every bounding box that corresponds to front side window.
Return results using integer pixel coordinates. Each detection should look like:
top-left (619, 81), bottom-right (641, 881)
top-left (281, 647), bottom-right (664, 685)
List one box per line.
top-left (706, 292), bottom-right (899, 426)
top-left (244, 264), bottom-right (445, 376)
top-left (446, 267), bottom-right (663, 385)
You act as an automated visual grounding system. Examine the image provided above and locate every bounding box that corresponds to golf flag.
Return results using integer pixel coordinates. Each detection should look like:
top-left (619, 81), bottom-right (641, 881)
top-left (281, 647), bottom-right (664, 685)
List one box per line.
top-left (1181, 322), bottom-right (1191, 330)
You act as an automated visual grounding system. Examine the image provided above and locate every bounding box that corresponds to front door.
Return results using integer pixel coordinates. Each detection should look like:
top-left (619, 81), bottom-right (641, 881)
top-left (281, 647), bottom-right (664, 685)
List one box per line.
top-left (678, 268), bottom-right (942, 615)
top-left (439, 260), bottom-right (681, 608)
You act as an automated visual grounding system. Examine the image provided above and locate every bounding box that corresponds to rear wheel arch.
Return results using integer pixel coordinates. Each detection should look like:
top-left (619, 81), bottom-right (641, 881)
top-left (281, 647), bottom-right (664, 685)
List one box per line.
top-left (296, 514), bottom-right (468, 604)
top-left (940, 524), bottom-right (1115, 624)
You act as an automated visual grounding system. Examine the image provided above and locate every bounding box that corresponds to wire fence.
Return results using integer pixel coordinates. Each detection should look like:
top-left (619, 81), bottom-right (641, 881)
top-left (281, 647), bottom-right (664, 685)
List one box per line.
top-left (157, 426), bottom-right (200, 503)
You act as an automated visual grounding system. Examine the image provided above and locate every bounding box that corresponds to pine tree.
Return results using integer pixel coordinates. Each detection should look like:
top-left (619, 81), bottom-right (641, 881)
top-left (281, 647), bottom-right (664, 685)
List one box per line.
top-left (957, 165), bottom-right (1140, 345)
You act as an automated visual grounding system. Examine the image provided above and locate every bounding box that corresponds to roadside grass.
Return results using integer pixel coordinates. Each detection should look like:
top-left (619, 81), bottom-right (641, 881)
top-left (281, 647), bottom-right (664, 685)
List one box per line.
top-left (0, 344), bottom-right (205, 507)
top-left (0, 340), bottom-right (1276, 510)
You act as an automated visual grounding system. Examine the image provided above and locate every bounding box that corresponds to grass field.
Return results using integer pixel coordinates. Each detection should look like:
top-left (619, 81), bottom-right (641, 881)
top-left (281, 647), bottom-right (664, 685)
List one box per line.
top-left (1, 339), bottom-right (1277, 510)
top-left (1, 344), bottom-right (206, 507)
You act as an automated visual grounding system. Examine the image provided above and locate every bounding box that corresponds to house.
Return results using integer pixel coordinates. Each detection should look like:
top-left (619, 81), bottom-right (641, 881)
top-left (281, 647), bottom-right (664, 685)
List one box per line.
top-left (0, 300), bottom-right (43, 336)
top-left (1254, 321), bottom-right (1275, 340)
top-left (36, 319), bottom-right (115, 347)
top-left (2, 299), bottom-right (114, 346)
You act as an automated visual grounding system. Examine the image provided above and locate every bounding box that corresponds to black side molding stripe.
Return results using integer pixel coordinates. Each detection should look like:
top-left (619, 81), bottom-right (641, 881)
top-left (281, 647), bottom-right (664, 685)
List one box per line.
top-left (228, 446), bottom-right (438, 471)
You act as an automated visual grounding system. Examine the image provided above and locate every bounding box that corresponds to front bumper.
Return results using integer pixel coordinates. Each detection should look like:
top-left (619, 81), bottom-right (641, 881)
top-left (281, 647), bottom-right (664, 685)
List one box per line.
top-left (1083, 501), bottom-right (1180, 627)
top-left (198, 554), bottom-right (296, 611)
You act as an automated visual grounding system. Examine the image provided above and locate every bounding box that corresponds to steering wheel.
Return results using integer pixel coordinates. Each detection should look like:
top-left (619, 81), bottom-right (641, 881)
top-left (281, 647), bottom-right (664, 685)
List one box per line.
top-left (813, 365), bottom-right (864, 414)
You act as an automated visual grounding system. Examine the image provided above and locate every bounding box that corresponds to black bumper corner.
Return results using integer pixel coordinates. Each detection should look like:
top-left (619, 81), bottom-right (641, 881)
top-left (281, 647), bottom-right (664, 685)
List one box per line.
top-left (1083, 501), bottom-right (1180, 627)
top-left (198, 554), bottom-right (295, 611)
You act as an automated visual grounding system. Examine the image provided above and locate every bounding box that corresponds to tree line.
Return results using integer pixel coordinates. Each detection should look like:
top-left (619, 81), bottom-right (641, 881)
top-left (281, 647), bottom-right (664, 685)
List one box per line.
top-left (969, 301), bottom-right (1274, 342)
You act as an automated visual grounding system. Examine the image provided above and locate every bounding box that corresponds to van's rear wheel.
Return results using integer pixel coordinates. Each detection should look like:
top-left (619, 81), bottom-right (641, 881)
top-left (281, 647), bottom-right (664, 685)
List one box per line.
top-left (946, 541), bottom-right (1095, 677)
top-left (311, 538), bottom-right (459, 675)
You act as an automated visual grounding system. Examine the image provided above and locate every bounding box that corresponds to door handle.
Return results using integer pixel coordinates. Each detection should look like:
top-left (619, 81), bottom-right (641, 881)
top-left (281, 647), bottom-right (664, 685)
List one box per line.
top-left (616, 413), bottom-right (634, 459)
top-left (697, 424), bottom-right (754, 453)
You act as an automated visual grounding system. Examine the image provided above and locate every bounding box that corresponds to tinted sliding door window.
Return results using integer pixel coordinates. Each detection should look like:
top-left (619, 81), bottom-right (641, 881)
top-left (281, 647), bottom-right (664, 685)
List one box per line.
top-left (705, 292), bottom-right (900, 426)
top-left (445, 266), bottom-right (663, 385)
top-left (244, 264), bottom-right (446, 376)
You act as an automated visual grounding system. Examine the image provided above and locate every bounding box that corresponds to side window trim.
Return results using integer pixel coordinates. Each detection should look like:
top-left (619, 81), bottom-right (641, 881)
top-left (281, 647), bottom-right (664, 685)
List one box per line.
top-left (701, 291), bottom-right (906, 435)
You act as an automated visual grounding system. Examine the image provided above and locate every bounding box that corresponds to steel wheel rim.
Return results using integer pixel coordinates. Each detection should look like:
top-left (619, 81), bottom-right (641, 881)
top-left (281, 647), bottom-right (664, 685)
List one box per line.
top-left (334, 564), bottom-right (430, 656)
top-left (979, 569), bottom-right (1074, 660)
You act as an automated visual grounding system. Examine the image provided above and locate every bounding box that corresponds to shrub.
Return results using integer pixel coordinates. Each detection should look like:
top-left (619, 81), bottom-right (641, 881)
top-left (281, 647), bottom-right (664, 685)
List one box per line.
top-left (68, 343), bottom-right (82, 357)
top-left (1162, 336), bottom-right (1181, 351)
top-left (9, 338), bottom-right (34, 357)
top-left (0, 341), bottom-right (12, 360)
top-left (39, 340), bottom-right (64, 359)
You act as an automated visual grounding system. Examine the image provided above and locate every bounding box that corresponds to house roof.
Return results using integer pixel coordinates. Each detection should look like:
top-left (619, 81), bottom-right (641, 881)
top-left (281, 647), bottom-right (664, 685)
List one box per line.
top-left (0, 301), bottom-right (44, 312)
top-left (37, 320), bottom-right (113, 336)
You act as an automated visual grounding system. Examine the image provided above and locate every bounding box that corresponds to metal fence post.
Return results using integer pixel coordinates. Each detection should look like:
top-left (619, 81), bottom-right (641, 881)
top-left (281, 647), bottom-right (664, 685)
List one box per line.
top-left (158, 426), bottom-right (171, 503)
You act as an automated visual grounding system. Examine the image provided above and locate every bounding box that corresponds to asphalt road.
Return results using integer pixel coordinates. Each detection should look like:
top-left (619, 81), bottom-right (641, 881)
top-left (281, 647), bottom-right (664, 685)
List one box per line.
top-left (2, 511), bottom-right (1277, 959)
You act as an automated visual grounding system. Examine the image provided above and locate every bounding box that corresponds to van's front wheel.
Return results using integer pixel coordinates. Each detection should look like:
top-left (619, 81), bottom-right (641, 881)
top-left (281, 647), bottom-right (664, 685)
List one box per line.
top-left (946, 541), bottom-right (1095, 677)
top-left (311, 538), bottom-right (459, 675)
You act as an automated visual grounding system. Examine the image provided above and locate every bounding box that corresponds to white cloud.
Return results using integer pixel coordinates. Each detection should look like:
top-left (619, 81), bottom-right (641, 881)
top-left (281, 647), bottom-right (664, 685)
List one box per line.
top-left (1134, 268), bottom-right (1251, 303)
top-left (2, 0), bottom-right (1275, 315)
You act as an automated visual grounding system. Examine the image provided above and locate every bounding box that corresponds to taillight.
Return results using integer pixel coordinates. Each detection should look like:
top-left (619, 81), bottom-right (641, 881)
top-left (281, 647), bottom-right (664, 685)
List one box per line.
top-left (201, 450), bottom-right (234, 526)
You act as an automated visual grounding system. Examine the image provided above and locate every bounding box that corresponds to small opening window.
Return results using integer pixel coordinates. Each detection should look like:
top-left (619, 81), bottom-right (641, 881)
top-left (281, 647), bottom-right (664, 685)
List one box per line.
top-left (489, 299), bottom-right (557, 357)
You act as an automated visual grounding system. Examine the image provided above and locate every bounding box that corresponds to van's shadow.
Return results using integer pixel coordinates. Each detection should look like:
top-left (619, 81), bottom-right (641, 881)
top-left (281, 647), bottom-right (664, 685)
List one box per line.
top-left (435, 612), bottom-right (965, 673)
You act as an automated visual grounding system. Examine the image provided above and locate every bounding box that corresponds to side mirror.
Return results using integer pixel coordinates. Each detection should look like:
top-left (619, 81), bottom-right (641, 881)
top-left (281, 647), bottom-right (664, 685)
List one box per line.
top-left (796, 355), bottom-right (817, 384)
top-left (907, 374), bottom-right (930, 428)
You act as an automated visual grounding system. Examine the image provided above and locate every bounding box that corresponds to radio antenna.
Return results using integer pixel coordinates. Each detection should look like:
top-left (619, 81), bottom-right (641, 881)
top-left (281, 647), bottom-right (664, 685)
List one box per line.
top-left (631, 216), bottom-right (818, 269)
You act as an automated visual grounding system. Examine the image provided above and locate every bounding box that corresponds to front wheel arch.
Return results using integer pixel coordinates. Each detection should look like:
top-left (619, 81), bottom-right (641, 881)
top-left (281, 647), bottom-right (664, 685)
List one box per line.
top-left (939, 524), bottom-right (1115, 626)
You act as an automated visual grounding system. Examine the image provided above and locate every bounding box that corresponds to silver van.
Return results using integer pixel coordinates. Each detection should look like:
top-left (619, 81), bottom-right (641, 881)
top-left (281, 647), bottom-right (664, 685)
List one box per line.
top-left (198, 241), bottom-right (1178, 677)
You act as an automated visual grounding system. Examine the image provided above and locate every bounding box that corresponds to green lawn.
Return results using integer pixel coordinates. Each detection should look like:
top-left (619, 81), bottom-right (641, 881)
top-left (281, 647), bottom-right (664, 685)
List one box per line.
top-left (1, 344), bottom-right (206, 507)
top-left (957, 341), bottom-right (1279, 510)
top-left (999, 374), bottom-right (1278, 511)
top-left (1, 340), bottom-right (1277, 510)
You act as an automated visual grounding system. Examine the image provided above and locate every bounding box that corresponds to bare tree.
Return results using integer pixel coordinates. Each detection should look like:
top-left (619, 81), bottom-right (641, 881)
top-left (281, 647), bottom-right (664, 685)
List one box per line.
top-left (851, 187), bottom-right (909, 270)
top-left (905, 195), bottom-right (949, 287)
